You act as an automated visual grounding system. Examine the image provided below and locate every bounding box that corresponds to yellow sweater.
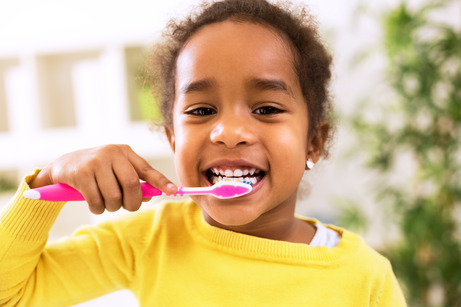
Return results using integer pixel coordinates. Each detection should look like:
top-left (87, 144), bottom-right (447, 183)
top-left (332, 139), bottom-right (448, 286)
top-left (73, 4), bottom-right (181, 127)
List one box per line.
top-left (0, 171), bottom-right (406, 306)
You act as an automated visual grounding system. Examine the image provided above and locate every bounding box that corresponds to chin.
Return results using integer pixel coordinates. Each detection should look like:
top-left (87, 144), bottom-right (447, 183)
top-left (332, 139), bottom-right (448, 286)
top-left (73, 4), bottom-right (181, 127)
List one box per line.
top-left (199, 201), bottom-right (262, 228)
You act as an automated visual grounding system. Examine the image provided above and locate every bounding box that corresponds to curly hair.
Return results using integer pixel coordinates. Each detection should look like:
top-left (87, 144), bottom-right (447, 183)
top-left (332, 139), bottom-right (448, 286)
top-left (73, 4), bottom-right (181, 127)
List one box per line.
top-left (147, 0), bottom-right (334, 155)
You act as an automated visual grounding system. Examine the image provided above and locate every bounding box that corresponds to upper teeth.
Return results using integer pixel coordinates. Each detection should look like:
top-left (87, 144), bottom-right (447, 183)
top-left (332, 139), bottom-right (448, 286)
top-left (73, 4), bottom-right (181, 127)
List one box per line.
top-left (212, 168), bottom-right (259, 177)
top-left (209, 167), bottom-right (262, 185)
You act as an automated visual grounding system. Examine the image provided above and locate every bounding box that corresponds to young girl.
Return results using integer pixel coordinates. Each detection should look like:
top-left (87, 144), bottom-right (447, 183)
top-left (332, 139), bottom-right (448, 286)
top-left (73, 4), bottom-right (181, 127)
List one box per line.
top-left (0, 0), bottom-right (407, 306)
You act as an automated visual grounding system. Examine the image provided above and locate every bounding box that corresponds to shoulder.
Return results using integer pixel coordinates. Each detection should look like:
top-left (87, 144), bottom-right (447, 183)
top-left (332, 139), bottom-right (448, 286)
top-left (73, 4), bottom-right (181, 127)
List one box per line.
top-left (331, 225), bottom-right (392, 272)
top-left (325, 225), bottom-right (406, 305)
top-left (303, 219), bottom-right (396, 279)
top-left (300, 217), bottom-right (390, 266)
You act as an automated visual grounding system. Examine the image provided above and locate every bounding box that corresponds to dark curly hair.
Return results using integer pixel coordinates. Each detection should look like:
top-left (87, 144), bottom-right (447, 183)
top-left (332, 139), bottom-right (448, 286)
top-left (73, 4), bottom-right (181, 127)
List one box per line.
top-left (147, 0), bottom-right (334, 155)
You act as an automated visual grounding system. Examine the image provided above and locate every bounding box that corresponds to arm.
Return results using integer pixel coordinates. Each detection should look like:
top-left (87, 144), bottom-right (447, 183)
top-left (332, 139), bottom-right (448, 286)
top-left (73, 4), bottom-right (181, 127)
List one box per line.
top-left (0, 170), bottom-right (66, 306)
top-left (0, 173), bottom-right (137, 306)
top-left (372, 263), bottom-right (407, 307)
top-left (0, 145), bottom-right (177, 306)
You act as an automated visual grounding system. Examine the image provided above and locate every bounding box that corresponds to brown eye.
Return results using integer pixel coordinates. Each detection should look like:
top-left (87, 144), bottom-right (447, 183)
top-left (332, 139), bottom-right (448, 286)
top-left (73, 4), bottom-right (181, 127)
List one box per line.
top-left (253, 106), bottom-right (283, 115)
top-left (185, 107), bottom-right (216, 116)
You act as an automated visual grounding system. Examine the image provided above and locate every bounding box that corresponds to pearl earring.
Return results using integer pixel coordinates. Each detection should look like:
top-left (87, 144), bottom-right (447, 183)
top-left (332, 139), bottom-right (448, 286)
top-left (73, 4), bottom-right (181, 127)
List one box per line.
top-left (306, 159), bottom-right (315, 170)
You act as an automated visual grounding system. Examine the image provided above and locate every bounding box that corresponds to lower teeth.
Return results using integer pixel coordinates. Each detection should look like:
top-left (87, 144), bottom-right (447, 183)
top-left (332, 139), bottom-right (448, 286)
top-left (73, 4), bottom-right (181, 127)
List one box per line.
top-left (211, 176), bottom-right (258, 185)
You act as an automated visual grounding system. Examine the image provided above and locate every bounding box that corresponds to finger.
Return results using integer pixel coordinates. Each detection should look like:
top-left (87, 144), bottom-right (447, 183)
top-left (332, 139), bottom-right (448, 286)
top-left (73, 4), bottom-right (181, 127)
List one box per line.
top-left (94, 169), bottom-right (124, 212)
top-left (127, 151), bottom-right (178, 195)
top-left (112, 159), bottom-right (143, 212)
top-left (28, 166), bottom-right (54, 189)
top-left (77, 177), bottom-right (106, 215)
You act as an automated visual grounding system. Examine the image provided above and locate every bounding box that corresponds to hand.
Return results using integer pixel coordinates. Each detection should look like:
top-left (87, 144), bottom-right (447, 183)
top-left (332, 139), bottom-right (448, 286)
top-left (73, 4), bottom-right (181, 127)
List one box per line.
top-left (29, 144), bottom-right (177, 214)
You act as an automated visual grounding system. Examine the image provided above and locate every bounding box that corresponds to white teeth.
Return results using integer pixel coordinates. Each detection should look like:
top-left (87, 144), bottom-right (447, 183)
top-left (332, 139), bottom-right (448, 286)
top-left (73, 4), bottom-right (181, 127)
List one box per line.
top-left (209, 167), bottom-right (263, 185)
top-left (211, 167), bottom-right (261, 177)
top-left (210, 175), bottom-right (260, 185)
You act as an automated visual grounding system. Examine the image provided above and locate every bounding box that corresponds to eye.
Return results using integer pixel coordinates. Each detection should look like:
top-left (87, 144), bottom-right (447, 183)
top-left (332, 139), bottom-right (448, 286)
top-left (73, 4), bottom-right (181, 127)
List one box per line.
top-left (253, 106), bottom-right (284, 115)
top-left (185, 107), bottom-right (216, 116)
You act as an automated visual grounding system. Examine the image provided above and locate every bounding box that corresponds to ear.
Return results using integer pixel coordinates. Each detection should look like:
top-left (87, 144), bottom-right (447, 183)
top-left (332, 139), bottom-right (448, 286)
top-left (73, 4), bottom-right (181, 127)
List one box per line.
top-left (307, 121), bottom-right (330, 163)
top-left (164, 126), bottom-right (175, 153)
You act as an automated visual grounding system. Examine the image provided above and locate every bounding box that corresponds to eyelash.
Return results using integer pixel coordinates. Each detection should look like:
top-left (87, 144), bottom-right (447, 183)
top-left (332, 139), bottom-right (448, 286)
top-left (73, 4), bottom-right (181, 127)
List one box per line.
top-left (185, 107), bottom-right (216, 116)
top-left (253, 106), bottom-right (284, 115)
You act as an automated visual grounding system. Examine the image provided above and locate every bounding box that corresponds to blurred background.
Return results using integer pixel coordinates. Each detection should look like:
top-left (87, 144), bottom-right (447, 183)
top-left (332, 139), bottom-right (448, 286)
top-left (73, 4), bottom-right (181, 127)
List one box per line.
top-left (0, 0), bottom-right (460, 306)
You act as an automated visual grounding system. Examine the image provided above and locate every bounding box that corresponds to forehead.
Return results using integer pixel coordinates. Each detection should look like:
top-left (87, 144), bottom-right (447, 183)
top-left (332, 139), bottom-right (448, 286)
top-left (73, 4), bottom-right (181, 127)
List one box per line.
top-left (175, 20), bottom-right (299, 90)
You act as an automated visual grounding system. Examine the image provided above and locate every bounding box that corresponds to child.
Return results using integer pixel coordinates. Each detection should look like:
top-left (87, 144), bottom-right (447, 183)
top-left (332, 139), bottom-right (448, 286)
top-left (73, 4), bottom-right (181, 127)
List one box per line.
top-left (0, 0), bottom-right (407, 306)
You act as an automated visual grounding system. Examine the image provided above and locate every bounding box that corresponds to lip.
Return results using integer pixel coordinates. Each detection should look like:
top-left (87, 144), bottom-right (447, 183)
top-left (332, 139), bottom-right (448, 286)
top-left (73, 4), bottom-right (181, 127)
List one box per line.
top-left (245, 174), bottom-right (265, 195)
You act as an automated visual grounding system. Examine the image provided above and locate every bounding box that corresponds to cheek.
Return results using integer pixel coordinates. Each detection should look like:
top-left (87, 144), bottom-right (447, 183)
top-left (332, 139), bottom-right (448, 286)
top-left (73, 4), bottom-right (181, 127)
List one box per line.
top-left (172, 129), bottom-right (190, 181)
top-left (275, 116), bottom-right (309, 155)
top-left (171, 121), bottom-right (205, 185)
top-left (273, 134), bottom-right (307, 172)
top-left (271, 117), bottom-right (309, 177)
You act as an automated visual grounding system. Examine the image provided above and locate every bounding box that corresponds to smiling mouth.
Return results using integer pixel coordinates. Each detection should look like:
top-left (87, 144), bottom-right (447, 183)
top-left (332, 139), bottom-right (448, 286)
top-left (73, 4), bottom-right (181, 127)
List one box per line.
top-left (206, 167), bottom-right (265, 185)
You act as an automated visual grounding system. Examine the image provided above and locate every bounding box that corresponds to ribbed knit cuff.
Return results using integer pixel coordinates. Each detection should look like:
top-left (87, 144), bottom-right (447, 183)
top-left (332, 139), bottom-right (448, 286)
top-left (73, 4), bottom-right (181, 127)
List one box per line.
top-left (0, 169), bottom-right (65, 242)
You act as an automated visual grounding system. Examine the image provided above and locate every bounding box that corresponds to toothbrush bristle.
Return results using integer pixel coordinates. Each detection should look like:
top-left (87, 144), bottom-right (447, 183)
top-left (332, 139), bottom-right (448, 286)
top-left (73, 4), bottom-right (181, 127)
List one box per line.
top-left (212, 180), bottom-right (253, 199)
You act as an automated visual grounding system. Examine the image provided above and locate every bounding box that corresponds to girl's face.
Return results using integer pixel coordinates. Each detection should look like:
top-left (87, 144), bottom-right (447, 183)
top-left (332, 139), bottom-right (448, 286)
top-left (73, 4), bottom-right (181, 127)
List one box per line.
top-left (167, 20), bottom-right (311, 230)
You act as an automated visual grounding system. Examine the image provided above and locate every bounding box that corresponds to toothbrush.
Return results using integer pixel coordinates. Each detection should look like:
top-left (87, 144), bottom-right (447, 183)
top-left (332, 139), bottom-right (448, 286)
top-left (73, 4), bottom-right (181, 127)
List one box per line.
top-left (23, 180), bottom-right (253, 202)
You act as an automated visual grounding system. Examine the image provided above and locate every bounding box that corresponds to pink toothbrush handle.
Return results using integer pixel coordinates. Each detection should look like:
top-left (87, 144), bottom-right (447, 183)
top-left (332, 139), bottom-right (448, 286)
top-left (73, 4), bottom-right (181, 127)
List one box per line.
top-left (139, 182), bottom-right (164, 198)
top-left (24, 183), bottom-right (164, 201)
top-left (28, 184), bottom-right (86, 201)
top-left (23, 181), bottom-right (252, 201)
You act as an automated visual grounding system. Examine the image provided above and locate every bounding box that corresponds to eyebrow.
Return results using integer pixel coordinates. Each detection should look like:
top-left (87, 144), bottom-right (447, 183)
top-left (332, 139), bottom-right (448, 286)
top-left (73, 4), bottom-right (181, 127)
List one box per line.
top-left (179, 78), bottom-right (216, 95)
top-left (250, 78), bottom-right (294, 97)
top-left (179, 77), bottom-right (295, 97)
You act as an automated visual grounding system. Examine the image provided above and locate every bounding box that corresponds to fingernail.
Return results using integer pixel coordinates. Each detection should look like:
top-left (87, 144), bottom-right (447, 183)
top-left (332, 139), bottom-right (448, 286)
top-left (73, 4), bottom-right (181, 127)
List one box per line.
top-left (166, 183), bottom-right (176, 192)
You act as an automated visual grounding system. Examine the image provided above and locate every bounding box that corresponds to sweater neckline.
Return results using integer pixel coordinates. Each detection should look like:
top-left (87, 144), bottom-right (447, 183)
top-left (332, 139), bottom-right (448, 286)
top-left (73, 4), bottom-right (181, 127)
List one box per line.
top-left (185, 200), bottom-right (360, 265)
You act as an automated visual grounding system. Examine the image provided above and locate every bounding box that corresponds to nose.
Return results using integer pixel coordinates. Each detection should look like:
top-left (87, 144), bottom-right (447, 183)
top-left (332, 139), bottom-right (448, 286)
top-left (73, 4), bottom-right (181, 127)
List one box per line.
top-left (210, 113), bottom-right (256, 148)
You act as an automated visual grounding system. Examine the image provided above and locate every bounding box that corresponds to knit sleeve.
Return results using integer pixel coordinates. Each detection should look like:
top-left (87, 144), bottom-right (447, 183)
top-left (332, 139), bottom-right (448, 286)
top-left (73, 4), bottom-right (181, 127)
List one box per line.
top-left (372, 261), bottom-right (407, 307)
top-left (0, 170), bottom-right (66, 306)
top-left (0, 170), bottom-right (141, 306)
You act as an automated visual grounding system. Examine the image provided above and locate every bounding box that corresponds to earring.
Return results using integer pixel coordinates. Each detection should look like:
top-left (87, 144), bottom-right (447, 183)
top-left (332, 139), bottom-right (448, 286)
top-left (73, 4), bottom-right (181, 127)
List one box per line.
top-left (306, 158), bottom-right (315, 170)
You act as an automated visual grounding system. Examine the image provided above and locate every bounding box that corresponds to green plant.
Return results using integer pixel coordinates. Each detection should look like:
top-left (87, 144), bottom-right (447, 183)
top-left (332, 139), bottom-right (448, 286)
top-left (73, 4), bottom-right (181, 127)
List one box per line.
top-left (0, 178), bottom-right (16, 193)
top-left (137, 85), bottom-right (162, 122)
top-left (346, 1), bottom-right (461, 306)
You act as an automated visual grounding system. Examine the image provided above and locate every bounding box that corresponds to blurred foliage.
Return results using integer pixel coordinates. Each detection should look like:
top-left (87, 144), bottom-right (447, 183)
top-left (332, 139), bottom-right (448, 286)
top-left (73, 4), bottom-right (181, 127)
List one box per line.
top-left (0, 178), bottom-right (16, 193)
top-left (135, 62), bottom-right (163, 124)
top-left (334, 197), bottom-right (369, 234)
top-left (137, 84), bottom-right (162, 122)
top-left (345, 0), bottom-right (461, 306)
